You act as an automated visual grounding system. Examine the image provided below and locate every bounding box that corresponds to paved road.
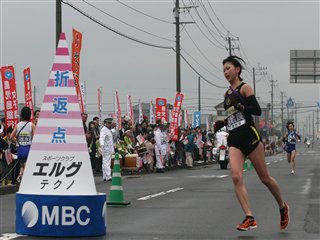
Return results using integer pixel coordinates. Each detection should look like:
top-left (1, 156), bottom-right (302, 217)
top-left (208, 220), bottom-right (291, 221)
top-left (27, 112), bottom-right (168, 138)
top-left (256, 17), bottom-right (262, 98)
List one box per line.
top-left (0, 142), bottom-right (319, 240)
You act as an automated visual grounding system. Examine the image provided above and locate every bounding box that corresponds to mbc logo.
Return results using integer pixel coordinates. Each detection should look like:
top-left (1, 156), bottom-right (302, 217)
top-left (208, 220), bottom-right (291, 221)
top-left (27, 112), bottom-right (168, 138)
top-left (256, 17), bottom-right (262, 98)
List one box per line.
top-left (22, 201), bottom-right (90, 228)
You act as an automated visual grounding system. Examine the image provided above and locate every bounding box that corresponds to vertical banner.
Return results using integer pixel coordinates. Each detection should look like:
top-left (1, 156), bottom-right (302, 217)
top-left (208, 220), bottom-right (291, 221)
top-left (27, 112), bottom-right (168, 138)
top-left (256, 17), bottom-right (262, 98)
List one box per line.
top-left (184, 110), bottom-right (190, 129)
top-left (98, 87), bottom-right (102, 127)
top-left (168, 109), bottom-right (172, 123)
top-left (71, 28), bottom-right (85, 113)
top-left (1, 66), bottom-right (19, 128)
top-left (150, 101), bottom-right (155, 124)
top-left (138, 99), bottom-right (143, 124)
top-left (169, 93), bottom-right (184, 141)
top-left (126, 95), bottom-right (134, 126)
top-left (178, 111), bottom-right (182, 127)
top-left (155, 98), bottom-right (167, 122)
top-left (193, 111), bottom-right (201, 128)
top-left (206, 117), bottom-right (210, 133)
top-left (80, 81), bottom-right (86, 112)
top-left (115, 91), bottom-right (122, 129)
top-left (23, 67), bottom-right (34, 122)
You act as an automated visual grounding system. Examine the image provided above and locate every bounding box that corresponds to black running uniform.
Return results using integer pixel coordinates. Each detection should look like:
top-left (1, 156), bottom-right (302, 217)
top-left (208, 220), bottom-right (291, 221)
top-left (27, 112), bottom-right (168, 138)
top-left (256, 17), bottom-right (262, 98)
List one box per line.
top-left (224, 82), bottom-right (262, 156)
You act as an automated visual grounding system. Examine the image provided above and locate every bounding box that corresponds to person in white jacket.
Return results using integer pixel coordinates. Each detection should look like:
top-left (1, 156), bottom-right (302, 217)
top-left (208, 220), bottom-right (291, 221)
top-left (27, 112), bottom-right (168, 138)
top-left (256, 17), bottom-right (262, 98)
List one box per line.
top-left (215, 127), bottom-right (229, 149)
top-left (99, 118), bottom-right (115, 181)
top-left (153, 122), bottom-right (165, 173)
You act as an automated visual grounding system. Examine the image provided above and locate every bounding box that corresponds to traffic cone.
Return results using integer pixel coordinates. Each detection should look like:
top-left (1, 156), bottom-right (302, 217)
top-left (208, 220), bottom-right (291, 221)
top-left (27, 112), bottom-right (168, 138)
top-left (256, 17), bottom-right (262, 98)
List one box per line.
top-left (243, 159), bottom-right (248, 171)
top-left (248, 160), bottom-right (253, 170)
top-left (107, 153), bottom-right (130, 206)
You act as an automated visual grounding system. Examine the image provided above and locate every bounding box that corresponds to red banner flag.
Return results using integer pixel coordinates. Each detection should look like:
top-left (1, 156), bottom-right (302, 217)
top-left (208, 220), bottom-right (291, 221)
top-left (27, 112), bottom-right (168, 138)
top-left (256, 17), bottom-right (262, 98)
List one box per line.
top-left (72, 28), bottom-right (85, 113)
top-left (23, 67), bottom-right (34, 122)
top-left (126, 95), bottom-right (134, 126)
top-left (115, 91), bottom-right (122, 129)
top-left (1, 66), bottom-right (19, 128)
top-left (155, 98), bottom-right (167, 122)
top-left (169, 93), bottom-right (184, 141)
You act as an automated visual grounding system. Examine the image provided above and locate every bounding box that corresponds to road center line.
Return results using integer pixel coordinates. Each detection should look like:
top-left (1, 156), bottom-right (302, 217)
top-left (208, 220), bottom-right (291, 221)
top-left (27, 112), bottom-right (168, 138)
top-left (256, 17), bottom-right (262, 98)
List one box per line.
top-left (301, 178), bottom-right (311, 194)
top-left (137, 187), bottom-right (184, 201)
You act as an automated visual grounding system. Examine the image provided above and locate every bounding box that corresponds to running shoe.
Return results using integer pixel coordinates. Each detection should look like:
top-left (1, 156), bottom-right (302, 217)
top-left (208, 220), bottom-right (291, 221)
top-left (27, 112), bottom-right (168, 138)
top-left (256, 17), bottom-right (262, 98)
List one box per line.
top-left (236, 217), bottom-right (257, 231)
top-left (291, 170), bottom-right (295, 175)
top-left (280, 202), bottom-right (290, 229)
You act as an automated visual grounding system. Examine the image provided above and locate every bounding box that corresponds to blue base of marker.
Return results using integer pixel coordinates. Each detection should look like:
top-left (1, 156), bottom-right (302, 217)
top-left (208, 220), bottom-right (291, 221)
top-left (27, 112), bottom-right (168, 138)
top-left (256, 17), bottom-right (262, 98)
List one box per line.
top-left (16, 193), bottom-right (107, 237)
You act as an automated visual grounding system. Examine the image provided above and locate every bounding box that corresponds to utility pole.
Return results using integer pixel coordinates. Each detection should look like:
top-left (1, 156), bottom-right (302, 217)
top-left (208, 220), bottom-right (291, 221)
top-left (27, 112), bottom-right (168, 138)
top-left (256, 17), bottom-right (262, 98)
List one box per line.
top-left (252, 68), bottom-right (256, 95)
top-left (174, 1), bottom-right (195, 93)
top-left (270, 76), bottom-right (276, 136)
top-left (226, 32), bottom-right (239, 56)
top-left (295, 104), bottom-right (298, 130)
top-left (251, 64), bottom-right (267, 129)
top-left (317, 108), bottom-right (319, 135)
top-left (198, 76), bottom-right (201, 112)
top-left (313, 111), bottom-right (315, 143)
top-left (309, 115), bottom-right (311, 137)
top-left (56, 0), bottom-right (62, 47)
top-left (252, 67), bottom-right (257, 128)
top-left (174, 0), bottom-right (181, 93)
top-left (281, 91), bottom-right (284, 136)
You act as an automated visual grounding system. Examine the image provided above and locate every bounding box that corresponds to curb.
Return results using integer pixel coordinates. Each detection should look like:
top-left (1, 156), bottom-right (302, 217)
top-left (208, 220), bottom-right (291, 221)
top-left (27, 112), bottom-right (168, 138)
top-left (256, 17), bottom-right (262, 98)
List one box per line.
top-left (0, 184), bottom-right (19, 195)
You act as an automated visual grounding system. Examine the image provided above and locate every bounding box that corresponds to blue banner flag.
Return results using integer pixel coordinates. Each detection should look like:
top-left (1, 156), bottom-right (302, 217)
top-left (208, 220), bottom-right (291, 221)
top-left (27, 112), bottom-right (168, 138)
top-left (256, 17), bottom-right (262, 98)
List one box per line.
top-left (193, 111), bottom-right (201, 128)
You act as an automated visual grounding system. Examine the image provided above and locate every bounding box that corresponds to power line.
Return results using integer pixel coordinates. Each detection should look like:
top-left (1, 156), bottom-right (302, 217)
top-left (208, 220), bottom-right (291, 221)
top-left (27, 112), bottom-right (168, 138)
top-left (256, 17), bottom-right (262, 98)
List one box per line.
top-left (63, 0), bottom-right (226, 90)
top-left (181, 0), bottom-right (226, 50)
top-left (116, 0), bottom-right (173, 24)
top-left (81, 0), bottom-right (174, 43)
top-left (198, 0), bottom-right (227, 39)
top-left (61, 0), bottom-right (174, 50)
top-left (181, 48), bottom-right (225, 83)
top-left (238, 40), bottom-right (255, 69)
top-left (183, 27), bottom-right (224, 75)
top-left (206, 0), bottom-right (231, 35)
top-left (186, 0), bottom-right (226, 48)
top-left (179, 51), bottom-right (226, 89)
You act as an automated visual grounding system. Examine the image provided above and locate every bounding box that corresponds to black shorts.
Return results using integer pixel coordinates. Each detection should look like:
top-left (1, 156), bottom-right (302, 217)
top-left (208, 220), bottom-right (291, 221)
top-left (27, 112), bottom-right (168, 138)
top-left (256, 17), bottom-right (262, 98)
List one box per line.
top-left (227, 125), bottom-right (261, 156)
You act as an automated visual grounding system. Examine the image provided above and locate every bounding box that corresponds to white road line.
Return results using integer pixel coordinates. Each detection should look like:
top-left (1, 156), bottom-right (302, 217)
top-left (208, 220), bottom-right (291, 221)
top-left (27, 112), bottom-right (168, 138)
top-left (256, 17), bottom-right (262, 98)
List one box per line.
top-left (186, 175), bottom-right (229, 178)
top-left (0, 233), bottom-right (25, 240)
top-left (216, 175), bottom-right (229, 178)
top-left (301, 178), bottom-right (311, 194)
top-left (137, 187), bottom-right (184, 201)
top-left (266, 162), bottom-right (271, 165)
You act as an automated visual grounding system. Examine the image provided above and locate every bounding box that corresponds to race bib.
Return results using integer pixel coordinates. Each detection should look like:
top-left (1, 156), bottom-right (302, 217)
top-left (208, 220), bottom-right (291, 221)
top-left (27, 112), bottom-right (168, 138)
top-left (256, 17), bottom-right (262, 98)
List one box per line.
top-left (226, 111), bottom-right (246, 131)
top-left (18, 133), bottom-right (31, 146)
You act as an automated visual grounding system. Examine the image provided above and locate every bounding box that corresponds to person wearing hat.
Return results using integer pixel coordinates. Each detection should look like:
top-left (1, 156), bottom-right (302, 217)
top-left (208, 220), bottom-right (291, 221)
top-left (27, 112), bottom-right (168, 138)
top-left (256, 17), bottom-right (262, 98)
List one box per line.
top-left (99, 118), bottom-right (115, 181)
top-left (153, 122), bottom-right (165, 173)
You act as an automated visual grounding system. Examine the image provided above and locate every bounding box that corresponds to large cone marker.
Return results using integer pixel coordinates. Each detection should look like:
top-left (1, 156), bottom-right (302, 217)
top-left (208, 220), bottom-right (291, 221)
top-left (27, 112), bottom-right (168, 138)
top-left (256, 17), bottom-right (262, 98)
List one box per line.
top-left (15, 33), bottom-right (106, 237)
top-left (107, 153), bottom-right (130, 206)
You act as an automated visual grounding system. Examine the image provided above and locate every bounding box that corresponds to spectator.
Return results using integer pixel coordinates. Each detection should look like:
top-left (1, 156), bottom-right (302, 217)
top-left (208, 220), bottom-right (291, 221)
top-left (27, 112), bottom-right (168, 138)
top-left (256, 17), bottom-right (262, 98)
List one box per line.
top-left (10, 106), bottom-right (35, 183)
top-left (81, 112), bottom-right (88, 134)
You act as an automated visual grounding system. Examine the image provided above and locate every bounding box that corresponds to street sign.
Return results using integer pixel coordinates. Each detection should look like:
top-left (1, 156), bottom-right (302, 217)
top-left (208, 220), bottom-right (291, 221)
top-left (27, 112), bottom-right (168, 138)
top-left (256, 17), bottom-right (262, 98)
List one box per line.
top-left (287, 97), bottom-right (294, 108)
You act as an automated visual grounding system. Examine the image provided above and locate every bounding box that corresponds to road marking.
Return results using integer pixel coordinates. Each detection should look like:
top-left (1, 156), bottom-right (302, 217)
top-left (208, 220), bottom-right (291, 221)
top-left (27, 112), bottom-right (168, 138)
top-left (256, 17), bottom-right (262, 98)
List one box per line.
top-left (266, 162), bottom-right (271, 165)
top-left (137, 187), bottom-right (184, 201)
top-left (0, 233), bottom-right (25, 240)
top-left (274, 160), bottom-right (278, 163)
top-left (186, 174), bottom-right (229, 179)
top-left (301, 178), bottom-right (311, 194)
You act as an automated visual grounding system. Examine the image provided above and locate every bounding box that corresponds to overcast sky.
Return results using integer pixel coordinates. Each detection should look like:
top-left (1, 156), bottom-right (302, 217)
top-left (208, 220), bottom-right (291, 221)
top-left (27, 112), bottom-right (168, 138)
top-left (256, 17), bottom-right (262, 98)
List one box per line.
top-left (0, 0), bottom-right (319, 128)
